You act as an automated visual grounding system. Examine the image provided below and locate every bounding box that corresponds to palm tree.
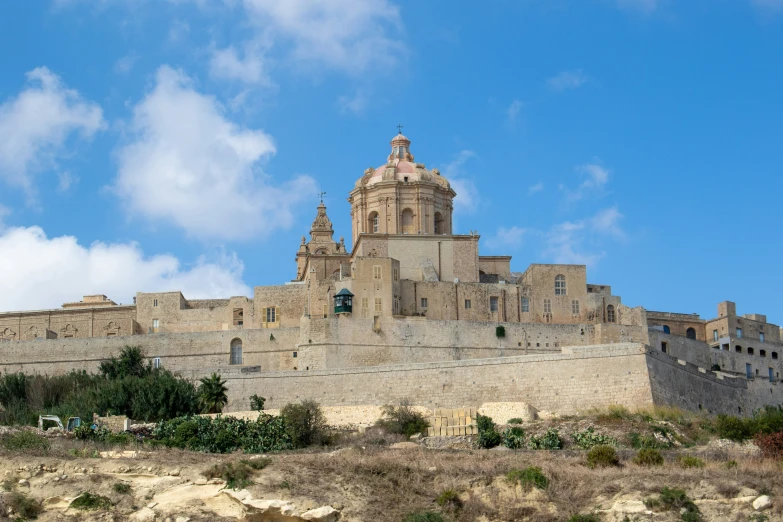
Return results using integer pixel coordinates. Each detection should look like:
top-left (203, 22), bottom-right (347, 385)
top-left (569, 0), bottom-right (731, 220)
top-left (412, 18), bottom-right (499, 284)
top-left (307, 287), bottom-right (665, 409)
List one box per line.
top-left (197, 373), bottom-right (228, 414)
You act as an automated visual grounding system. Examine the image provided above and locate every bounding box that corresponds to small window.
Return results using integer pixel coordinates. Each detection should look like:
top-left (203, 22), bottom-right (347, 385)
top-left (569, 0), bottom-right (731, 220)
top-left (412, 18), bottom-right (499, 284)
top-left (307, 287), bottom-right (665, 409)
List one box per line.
top-left (420, 297), bottom-right (428, 308)
top-left (773, 352), bottom-right (778, 360)
top-left (361, 297), bottom-right (369, 309)
top-left (761, 332), bottom-right (765, 343)
top-left (490, 297), bottom-right (499, 312)
top-left (323, 304), bottom-right (328, 319)
top-left (748, 347), bottom-right (754, 355)
top-left (746, 363), bottom-right (752, 378)
top-left (555, 274), bottom-right (566, 295)
top-left (375, 297), bottom-right (382, 312)
top-left (713, 329), bottom-right (718, 342)
top-left (521, 297), bottom-right (529, 313)
top-left (571, 300), bottom-right (579, 315)
top-left (153, 357), bottom-right (161, 369)
top-left (293, 351), bottom-right (297, 358)
top-left (663, 325), bottom-right (670, 334)
top-left (736, 345), bottom-right (743, 353)
top-left (373, 265), bottom-right (382, 279)
top-left (686, 327), bottom-right (696, 340)
top-left (737, 328), bottom-right (743, 338)
top-left (152, 319), bottom-right (159, 329)
top-left (661, 342), bottom-right (667, 353)
top-left (760, 349), bottom-right (767, 357)
top-left (373, 214), bottom-right (379, 233)
top-left (543, 299), bottom-right (551, 314)
top-left (607, 305), bottom-right (616, 323)
top-left (464, 299), bottom-right (471, 309)
top-left (230, 338), bottom-right (243, 365)
top-left (266, 307), bottom-right (277, 323)
top-left (393, 268), bottom-right (399, 281)
top-left (153, 299), bottom-right (158, 307)
top-left (770, 368), bottom-right (775, 382)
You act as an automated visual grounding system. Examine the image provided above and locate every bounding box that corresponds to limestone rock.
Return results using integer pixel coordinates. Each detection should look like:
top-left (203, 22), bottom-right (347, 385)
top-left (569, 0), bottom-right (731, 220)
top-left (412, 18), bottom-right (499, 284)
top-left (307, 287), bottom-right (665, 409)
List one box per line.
top-left (608, 500), bottom-right (647, 514)
top-left (301, 506), bottom-right (340, 521)
top-left (753, 495), bottom-right (772, 511)
top-left (389, 442), bottom-right (418, 449)
top-left (18, 479), bottom-right (29, 487)
top-left (130, 507), bottom-right (157, 521)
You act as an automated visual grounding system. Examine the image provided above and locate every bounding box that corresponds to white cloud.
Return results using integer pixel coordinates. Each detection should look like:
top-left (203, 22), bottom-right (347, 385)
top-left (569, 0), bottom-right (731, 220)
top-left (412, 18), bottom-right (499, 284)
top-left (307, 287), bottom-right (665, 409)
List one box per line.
top-left (528, 182), bottom-right (544, 195)
top-left (337, 89), bottom-right (368, 115)
top-left (485, 226), bottom-right (527, 251)
top-left (114, 65), bottom-right (315, 241)
top-left (506, 100), bottom-right (522, 122)
top-left (0, 225), bottom-right (250, 311)
top-left (209, 42), bottom-right (269, 84)
top-left (543, 207), bottom-right (625, 267)
top-left (0, 67), bottom-right (105, 193)
top-left (57, 170), bottom-right (78, 192)
top-left (114, 53), bottom-right (139, 75)
top-left (238, 0), bottom-right (405, 73)
top-left (547, 70), bottom-right (589, 92)
top-left (562, 163), bottom-right (610, 202)
top-left (616, 0), bottom-right (660, 13)
top-left (168, 20), bottom-right (190, 43)
top-left (440, 150), bottom-right (478, 216)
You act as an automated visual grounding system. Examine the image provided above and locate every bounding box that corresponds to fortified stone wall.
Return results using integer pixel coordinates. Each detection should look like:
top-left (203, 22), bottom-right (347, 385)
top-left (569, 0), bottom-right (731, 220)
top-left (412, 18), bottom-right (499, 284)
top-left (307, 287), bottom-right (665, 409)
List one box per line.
top-left (0, 307), bottom-right (138, 341)
top-left (212, 344), bottom-right (656, 413)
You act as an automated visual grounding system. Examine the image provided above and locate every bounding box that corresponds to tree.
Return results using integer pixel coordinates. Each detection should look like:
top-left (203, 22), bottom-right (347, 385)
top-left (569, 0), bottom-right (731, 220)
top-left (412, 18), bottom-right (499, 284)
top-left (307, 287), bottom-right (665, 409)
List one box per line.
top-left (99, 346), bottom-right (150, 380)
top-left (198, 373), bottom-right (228, 414)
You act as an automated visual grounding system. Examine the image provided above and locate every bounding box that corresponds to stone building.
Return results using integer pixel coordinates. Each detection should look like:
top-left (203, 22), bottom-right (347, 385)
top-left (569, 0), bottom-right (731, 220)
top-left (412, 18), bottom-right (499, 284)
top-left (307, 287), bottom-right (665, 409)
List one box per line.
top-left (1, 132), bottom-right (781, 417)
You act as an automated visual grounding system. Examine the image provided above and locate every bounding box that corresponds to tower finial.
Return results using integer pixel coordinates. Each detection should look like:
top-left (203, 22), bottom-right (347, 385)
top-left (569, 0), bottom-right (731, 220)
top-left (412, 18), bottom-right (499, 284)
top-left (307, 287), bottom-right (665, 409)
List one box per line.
top-left (317, 189), bottom-right (327, 204)
top-left (397, 123), bottom-right (403, 135)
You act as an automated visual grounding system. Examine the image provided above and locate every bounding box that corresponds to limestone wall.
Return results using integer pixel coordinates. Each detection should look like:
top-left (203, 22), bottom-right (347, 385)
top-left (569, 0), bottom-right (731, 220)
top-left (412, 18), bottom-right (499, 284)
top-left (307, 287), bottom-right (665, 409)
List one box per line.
top-left (215, 343), bottom-right (656, 413)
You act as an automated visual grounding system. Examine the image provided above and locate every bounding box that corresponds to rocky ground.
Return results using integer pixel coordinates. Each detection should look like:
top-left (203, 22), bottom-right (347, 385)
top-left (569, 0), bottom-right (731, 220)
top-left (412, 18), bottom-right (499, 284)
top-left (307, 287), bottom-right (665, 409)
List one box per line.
top-left (1, 413), bottom-right (782, 521)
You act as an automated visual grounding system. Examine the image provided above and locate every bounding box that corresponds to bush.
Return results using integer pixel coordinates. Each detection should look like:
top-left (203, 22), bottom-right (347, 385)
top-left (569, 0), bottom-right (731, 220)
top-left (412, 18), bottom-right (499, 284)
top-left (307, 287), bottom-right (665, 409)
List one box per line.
top-left (606, 405), bottom-right (630, 419)
top-left (645, 487), bottom-right (701, 521)
top-left (281, 400), bottom-right (327, 448)
top-left (502, 426), bottom-right (525, 449)
top-left (70, 492), bottom-right (113, 511)
top-left (587, 445), bottom-right (619, 468)
top-left (250, 394), bottom-right (266, 411)
top-left (7, 492), bottom-right (43, 519)
top-left (475, 414), bottom-right (501, 449)
top-left (568, 515), bottom-right (600, 522)
top-left (153, 414), bottom-right (292, 453)
top-left (112, 482), bottom-right (131, 494)
top-left (572, 427), bottom-right (617, 449)
top-left (202, 460), bottom-right (266, 490)
top-left (528, 428), bottom-right (562, 450)
top-left (715, 415), bottom-right (754, 442)
top-left (506, 466), bottom-right (548, 490)
top-left (507, 418), bottom-right (524, 424)
top-left (633, 448), bottom-right (664, 466)
top-left (495, 325), bottom-right (506, 338)
top-left (375, 401), bottom-right (429, 438)
top-left (0, 431), bottom-right (50, 452)
top-left (677, 455), bottom-right (705, 469)
top-left (99, 346), bottom-right (150, 380)
top-left (628, 431), bottom-right (670, 450)
top-left (402, 512), bottom-right (446, 522)
top-left (435, 489), bottom-right (462, 511)
top-left (755, 431), bottom-right (783, 459)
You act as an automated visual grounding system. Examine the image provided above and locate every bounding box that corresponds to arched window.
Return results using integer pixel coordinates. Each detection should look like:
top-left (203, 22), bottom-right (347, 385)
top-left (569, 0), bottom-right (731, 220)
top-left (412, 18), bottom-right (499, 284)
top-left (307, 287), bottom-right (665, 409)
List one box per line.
top-left (686, 328), bottom-right (696, 340)
top-left (401, 208), bottom-right (414, 234)
top-left (773, 352), bottom-right (778, 360)
top-left (747, 347), bottom-right (754, 355)
top-left (736, 345), bottom-right (742, 353)
top-left (607, 305), bottom-right (616, 323)
top-left (760, 349), bottom-right (767, 357)
top-left (554, 275), bottom-right (566, 295)
top-left (434, 212), bottom-right (443, 235)
top-left (663, 325), bottom-right (671, 334)
top-left (230, 338), bottom-right (243, 365)
top-left (368, 212), bottom-right (379, 233)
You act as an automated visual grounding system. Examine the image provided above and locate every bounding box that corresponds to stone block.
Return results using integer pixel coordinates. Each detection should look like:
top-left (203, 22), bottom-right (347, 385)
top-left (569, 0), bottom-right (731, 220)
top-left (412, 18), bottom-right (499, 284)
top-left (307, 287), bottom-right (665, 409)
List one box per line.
top-left (427, 427), bottom-right (434, 437)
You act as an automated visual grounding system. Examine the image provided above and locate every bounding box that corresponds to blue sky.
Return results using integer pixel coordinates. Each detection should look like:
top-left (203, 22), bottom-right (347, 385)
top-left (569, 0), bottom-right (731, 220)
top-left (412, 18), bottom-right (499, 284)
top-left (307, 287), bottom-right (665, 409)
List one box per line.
top-left (1, 0), bottom-right (781, 324)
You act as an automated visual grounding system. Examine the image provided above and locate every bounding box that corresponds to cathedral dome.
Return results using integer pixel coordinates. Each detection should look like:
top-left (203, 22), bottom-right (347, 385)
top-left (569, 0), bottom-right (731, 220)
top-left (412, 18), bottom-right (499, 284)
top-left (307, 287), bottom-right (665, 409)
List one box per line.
top-left (357, 133), bottom-right (451, 190)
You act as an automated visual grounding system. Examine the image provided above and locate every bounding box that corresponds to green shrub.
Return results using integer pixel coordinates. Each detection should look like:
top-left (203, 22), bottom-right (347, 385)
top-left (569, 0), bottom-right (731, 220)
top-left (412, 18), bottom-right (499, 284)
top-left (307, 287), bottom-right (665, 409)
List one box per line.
top-left (715, 415), bottom-right (754, 442)
top-left (506, 466), bottom-right (548, 490)
top-left (475, 414), bottom-right (501, 449)
top-left (606, 405), bottom-right (630, 419)
top-left (572, 427), bottom-right (617, 449)
top-left (568, 515), bottom-right (600, 522)
top-left (281, 400), bottom-right (327, 448)
top-left (528, 428), bottom-right (562, 450)
top-left (645, 487), bottom-right (701, 521)
top-left (507, 418), bottom-right (523, 424)
top-left (495, 325), bottom-right (506, 338)
top-left (202, 460), bottom-right (264, 490)
top-left (112, 482), bottom-right (131, 494)
top-left (70, 492), bottom-right (113, 511)
top-left (99, 346), bottom-right (150, 380)
top-left (725, 459), bottom-right (738, 469)
top-left (402, 512), bottom-right (446, 522)
top-left (633, 448), bottom-right (664, 466)
top-left (1, 431), bottom-right (50, 452)
top-left (628, 431), bottom-right (669, 450)
top-left (375, 401), bottom-right (429, 438)
top-left (502, 426), bottom-right (525, 449)
top-left (153, 414), bottom-right (292, 453)
top-left (435, 488), bottom-right (462, 510)
top-left (7, 492), bottom-right (43, 519)
top-left (677, 455), bottom-right (705, 469)
top-left (587, 445), bottom-right (619, 468)
top-left (250, 394), bottom-right (266, 411)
